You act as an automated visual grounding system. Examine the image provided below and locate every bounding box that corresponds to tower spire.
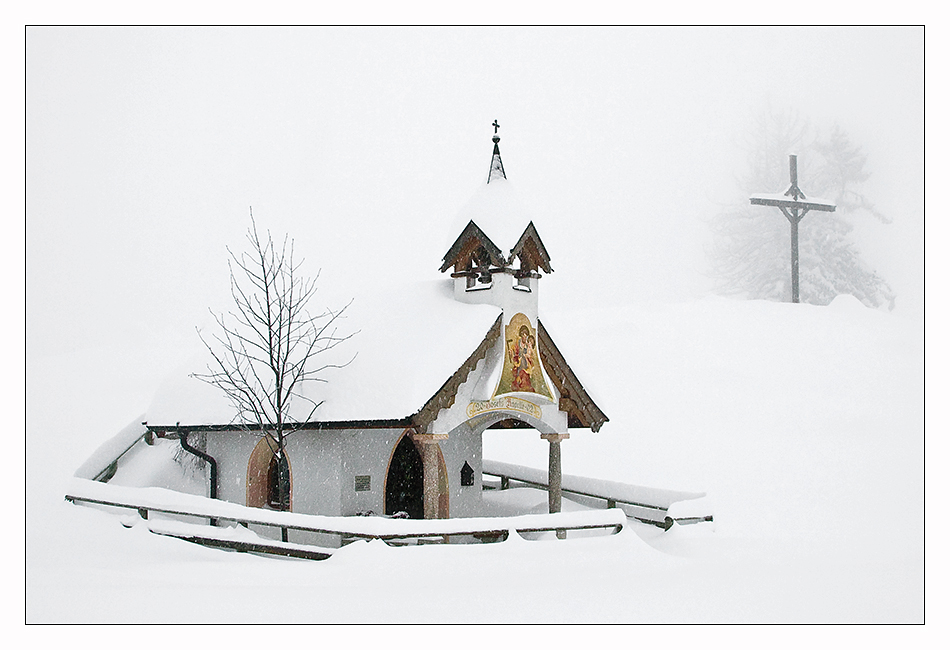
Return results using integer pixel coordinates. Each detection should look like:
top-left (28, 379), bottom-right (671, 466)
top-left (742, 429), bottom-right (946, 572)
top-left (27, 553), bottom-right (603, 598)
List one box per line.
top-left (487, 120), bottom-right (507, 183)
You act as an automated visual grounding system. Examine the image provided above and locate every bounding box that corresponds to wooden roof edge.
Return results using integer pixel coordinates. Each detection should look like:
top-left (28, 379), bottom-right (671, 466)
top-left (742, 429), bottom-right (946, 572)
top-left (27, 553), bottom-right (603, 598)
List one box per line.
top-left (510, 221), bottom-right (553, 273)
top-left (440, 221), bottom-right (507, 272)
top-left (411, 313), bottom-right (504, 432)
top-left (537, 319), bottom-right (609, 432)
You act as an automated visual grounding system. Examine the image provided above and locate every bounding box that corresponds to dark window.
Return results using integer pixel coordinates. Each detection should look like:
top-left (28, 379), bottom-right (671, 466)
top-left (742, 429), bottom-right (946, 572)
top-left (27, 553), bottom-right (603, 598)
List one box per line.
top-left (267, 453), bottom-right (290, 510)
top-left (460, 461), bottom-right (475, 487)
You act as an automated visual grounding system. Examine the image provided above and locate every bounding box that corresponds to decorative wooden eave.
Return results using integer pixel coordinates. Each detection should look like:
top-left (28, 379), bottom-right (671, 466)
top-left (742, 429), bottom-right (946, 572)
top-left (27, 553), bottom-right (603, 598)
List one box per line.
top-left (411, 314), bottom-right (503, 433)
top-left (537, 320), bottom-right (608, 432)
top-left (509, 221), bottom-right (553, 274)
top-left (440, 220), bottom-right (507, 273)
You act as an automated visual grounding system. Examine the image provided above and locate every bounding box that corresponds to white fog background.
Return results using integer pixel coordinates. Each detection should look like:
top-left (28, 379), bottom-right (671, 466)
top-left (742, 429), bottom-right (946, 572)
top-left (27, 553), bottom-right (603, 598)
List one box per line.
top-left (23, 24), bottom-right (932, 629)
top-left (28, 27), bottom-right (922, 413)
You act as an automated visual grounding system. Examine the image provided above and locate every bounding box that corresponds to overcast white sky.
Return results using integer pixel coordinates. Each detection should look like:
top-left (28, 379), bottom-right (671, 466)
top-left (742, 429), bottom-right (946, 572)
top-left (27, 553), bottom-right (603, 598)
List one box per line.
top-left (26, 27), bottom-right (923, 379)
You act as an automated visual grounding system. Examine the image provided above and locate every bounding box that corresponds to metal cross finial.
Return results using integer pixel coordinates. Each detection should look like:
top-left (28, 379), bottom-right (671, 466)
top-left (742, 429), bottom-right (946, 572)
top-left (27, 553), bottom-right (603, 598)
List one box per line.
top-left (493, 120), bottom-right (500, 134)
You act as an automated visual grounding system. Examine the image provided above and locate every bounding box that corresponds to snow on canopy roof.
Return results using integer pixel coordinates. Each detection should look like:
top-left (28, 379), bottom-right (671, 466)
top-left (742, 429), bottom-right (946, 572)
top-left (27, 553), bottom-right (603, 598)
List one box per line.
top-left (145, 279), bottom-right (501, 427)
top-left (444, 178), bottom-right (540, 256)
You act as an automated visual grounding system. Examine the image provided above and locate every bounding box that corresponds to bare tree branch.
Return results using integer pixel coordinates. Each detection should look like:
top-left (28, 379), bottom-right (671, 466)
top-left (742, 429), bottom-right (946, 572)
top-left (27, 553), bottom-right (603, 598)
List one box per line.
top-left (191, 216), bottom-right (356, 510)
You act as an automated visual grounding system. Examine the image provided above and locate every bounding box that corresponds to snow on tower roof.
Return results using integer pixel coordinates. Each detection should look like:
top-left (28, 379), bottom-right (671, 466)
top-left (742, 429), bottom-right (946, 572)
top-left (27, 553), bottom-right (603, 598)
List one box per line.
top-left (443, 130), bottom-right (540, 258)
top-left (444, 176), bottom-right (540, 259)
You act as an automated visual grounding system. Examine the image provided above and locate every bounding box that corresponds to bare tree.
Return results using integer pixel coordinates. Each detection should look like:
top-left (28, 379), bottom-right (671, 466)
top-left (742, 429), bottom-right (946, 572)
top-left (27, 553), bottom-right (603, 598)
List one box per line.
top-left (192, 216), bottom-right (353, 511)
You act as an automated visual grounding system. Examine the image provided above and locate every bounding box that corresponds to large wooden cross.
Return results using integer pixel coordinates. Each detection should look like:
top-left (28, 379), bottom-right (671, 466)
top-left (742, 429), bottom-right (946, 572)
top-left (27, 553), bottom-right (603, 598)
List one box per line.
top-left (750, 154), bottom-right (836, 303)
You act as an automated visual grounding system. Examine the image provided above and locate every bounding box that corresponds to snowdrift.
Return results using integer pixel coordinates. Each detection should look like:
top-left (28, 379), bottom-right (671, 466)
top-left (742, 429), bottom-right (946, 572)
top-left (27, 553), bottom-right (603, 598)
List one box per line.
top-left (27, 296), bottom-right (923, 622)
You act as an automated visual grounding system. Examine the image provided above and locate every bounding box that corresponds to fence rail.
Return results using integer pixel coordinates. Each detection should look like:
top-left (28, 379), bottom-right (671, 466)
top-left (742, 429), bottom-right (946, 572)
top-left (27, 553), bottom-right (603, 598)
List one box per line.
top-left (65, 479), bottom-right (626, 559)
top-left (482, 459), bottom-right (710, 529)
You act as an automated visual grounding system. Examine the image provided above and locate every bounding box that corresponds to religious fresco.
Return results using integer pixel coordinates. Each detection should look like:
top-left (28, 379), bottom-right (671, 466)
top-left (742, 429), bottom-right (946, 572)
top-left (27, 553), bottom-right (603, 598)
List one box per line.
top-left (493, 312), bottom-right (553, 400)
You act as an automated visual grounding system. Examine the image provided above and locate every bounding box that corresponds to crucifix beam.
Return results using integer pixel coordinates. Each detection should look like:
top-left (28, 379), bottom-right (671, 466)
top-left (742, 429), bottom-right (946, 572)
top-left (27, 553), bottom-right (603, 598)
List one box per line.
top-left (750, 195), bottom-right (837, 217)
top-left (749, 154), bottom-right (836, 303)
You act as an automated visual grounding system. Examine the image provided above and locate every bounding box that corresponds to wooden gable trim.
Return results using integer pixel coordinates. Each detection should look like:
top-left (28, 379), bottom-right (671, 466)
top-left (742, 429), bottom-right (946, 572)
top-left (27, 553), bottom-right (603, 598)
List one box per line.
top-left (537, 320), bottom-right (608, 432)
top-left (440, 221), bottom-right (506, 273)
top-left (411, 313), bottom-right (503, 433)
top-left (510, 221), bottom-right (553, 273)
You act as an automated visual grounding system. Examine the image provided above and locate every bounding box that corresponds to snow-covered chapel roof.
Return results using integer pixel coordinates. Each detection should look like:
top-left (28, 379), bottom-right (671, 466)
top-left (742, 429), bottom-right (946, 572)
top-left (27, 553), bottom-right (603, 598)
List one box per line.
top-left (145, 279), bottom-right (607, 434)
top-left (146, 280), bottom-right (501, 427)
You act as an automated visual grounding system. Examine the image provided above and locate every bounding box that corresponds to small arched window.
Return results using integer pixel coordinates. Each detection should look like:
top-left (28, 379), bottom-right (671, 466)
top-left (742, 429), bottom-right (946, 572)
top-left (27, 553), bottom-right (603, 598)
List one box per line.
top-left (247, 437), bottom-right (292, 510)
top-left (266, 453), bottom-right (290, 511)
top-left (460, 461), bottom-right (475, 487)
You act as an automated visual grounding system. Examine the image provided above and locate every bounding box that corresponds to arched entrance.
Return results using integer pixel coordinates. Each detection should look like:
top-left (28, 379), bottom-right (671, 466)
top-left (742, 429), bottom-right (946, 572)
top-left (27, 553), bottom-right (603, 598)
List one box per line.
top-left (385, 434), bottom-right (423, 518)
top-left (247, 436), bottom-right (293, 510)
top-left (385, 432), bottom-right (449, 519)
top-left (460, 407), bottom-right (567, 514)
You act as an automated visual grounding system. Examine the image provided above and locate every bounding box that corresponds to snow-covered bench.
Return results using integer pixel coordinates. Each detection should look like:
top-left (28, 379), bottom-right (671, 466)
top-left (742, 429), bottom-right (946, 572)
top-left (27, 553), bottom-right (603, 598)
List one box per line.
top-left (482, 459), bottom-right (709, 529)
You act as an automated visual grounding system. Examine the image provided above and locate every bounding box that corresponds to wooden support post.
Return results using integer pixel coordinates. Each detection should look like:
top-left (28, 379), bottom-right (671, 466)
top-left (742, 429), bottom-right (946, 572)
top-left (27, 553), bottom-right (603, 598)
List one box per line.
top-left (412, 433), bottom-right (448, 519)
top-left (423, 444), bottom-right (439, 519)
top-left (541, 433), bottom-right (569, 532)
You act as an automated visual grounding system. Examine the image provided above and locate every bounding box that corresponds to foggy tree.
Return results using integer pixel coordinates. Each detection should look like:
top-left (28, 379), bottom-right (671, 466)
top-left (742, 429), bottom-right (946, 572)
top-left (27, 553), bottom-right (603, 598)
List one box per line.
top-left (192, 217), bottom-right (353, 511)
top-left (708, 108), bottom-right (895, 309)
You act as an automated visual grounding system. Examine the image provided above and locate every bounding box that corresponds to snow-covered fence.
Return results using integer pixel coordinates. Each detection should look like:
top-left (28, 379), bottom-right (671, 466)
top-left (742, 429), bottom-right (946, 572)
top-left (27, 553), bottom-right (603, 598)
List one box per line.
top-left (125, 516), bottom-right (336, 561)
top-left (482, 459), bottom-right (708, 529)
top-left (65, 478), bottom-right (626, 557)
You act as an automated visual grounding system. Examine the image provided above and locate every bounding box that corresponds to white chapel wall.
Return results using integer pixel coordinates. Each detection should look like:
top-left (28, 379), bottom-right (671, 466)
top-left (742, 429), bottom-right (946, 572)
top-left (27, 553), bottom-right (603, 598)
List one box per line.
top-left (206, 430), bottom-right (258, 508)
top-left (439, 428), bottom-right (484, 518)
top-left (339, 427), bottom-right (404, 517)
top-left (286, 431), bottom-right (343, 517)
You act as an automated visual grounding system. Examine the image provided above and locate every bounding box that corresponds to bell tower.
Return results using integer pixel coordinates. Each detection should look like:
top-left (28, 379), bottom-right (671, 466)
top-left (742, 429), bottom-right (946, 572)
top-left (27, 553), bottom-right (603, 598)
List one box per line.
top-left (439, 122), bottom-right (557, 407)
top-left (429, 124), bottom-right (608, 518)
top-left (440, 123), bottom-right (553, 316)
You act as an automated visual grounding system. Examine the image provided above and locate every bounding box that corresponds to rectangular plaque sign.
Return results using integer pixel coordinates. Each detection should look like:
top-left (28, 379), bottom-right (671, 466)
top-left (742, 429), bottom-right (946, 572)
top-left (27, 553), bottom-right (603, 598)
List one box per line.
top-left (467, 396), bottom-right (542, 420)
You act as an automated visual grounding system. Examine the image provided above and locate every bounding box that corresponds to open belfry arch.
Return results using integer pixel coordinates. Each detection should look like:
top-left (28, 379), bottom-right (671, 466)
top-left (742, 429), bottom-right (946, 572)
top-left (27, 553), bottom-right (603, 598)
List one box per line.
top-left (145, 123), bottom-right (606, 530)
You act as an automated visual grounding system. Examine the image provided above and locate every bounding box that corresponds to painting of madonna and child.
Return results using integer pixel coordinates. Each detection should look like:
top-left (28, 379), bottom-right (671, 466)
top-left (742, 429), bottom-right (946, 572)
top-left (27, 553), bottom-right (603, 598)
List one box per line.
top-left (494, 312), bottom-right (554, 401)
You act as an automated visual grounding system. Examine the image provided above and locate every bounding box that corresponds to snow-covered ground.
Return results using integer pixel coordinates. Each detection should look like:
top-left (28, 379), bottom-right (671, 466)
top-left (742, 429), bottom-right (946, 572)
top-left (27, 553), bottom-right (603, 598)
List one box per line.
top-left (26, 296), bottom-right (923, 623)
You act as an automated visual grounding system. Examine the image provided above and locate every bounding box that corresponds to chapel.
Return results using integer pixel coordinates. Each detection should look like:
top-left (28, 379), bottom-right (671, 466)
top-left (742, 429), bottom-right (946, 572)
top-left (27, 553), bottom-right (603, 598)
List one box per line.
top-left (140, 126), bottom-right (607, 542)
